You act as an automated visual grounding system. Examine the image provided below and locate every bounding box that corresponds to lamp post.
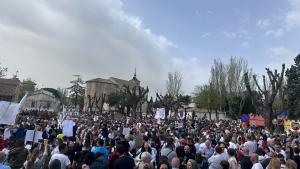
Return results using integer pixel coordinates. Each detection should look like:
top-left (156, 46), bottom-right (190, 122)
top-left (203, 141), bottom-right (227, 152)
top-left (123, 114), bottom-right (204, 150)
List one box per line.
top-left (183, 104), bottom-right (188, 132)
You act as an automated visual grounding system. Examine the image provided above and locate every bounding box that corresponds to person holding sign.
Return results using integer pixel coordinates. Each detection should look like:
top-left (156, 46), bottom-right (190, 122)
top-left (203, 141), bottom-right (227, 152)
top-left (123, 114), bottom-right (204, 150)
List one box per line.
top-left (62, 116), bottom-right (75, 138)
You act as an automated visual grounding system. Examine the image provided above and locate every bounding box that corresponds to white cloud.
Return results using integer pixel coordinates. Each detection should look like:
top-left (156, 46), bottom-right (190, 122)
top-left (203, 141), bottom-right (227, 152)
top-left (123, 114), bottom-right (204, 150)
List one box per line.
top-left (221, 31), bottom-right (236, 38)
top-left (266, 46), bottom-right (297, 69)
top-left (201, 33), bottom-right (210, 38)
top-left (207, 10), bottom-right (214, 15)
top-left (256, 19), bottom-right (271, 29)
top-left (285, 0), bottom-right (300, 29)
top-left (265, 29), bottom-right (284, 38)
top-left (171, 57), bottom-right (209, 94)
top-left (264, 0), bottom-right (300, 38)
top-left (0, 0), bottom-right (186, 96)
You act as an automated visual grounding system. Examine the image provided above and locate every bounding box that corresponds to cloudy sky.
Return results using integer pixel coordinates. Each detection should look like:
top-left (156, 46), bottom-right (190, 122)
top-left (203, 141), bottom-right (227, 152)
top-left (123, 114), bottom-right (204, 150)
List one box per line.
top-left (0, 0), bottom-right (299, 95)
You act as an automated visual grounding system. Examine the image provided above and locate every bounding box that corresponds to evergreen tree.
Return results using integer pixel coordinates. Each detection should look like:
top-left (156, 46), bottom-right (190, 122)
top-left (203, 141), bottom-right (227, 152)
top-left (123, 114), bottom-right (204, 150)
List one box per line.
top-left (286, 54), bottom-right (300, 118)
top-left (68, 75), bottom-right (85, 108)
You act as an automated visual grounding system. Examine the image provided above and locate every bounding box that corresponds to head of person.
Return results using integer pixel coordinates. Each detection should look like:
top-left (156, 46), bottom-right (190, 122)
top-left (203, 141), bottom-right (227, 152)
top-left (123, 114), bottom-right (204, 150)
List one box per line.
top-left (267, 158), bottom-right (280, 169)
top-left (116, 145), bottom-right (126, 156)
top-left (227, 148), bottom-right (236, 158)
top-left (246, 134), bottom-right (252, 141)
top-left (215, 146), bottom-right (223, 155)
top-left (143, 142), bottom-right (151, 151)
top-left (16, 139), bottom-right (25, 148)
top-left (94, 152), bottom-right (104, 161)
top-left (220, 160), bottom-right (230, 169)
top-left (205, 140), bottom-right (211, 148)
top-left (285, 160), bottom-right (297, 169)
top-left (241, 146), bottom-right (250, 156)
top-left (159, 162), bottom-right (169, 169)
top-left (187, 159), bottom-right (198, 169)
top-left (49, 159), bottom-right (61, 169)
top-left (140, 152), bottom-right (151, 164)
top-left (256, 147), bottom-right (266, 156)
top-left (274, 142), bottom-right (282, 153)
top-left (166, 138), bottom-right (174, 149)
top-left (219, 142), bottom-right (226, 151)
top-left (171, 157), bottom-right (180, 168)
top-left (184, 145), bottom-right (190, 155)
top-left (58, 143), bottom-right (68, 154)
top-left (250, 153), bottom-right (259, 164)
top-left (294, 147), bottom-right (300, 156)
top-left (97, 139), bottom-right (104, 147)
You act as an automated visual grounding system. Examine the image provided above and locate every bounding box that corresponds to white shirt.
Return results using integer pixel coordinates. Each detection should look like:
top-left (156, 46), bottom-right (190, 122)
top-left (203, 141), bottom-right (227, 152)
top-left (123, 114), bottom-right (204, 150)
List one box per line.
top-left (62, 120), bottom-right (75, 137)
top-left (229, 142), bottom-right (237, 149)
top-left (50, 153), bottom-right (71, 169)
top-left (51, 147), bottom-right (59, 155)
top-left (194, 143), bottom-right (201, 153)
top-left (244, 141), bottom-right (257, 154)
top-left (4, 128), bottom-right (11, 140)
top-left (252, 163), bottom-right (263, 169)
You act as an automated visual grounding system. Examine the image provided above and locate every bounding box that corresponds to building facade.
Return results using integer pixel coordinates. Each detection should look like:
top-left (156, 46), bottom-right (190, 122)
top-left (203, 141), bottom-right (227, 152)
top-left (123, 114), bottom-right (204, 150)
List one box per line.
top-left (84, 73), bottom-right (141, 112)
top-left (22, 88), bottom-right (61, 112)
top-left (0, 78), bottom-right (21, 102)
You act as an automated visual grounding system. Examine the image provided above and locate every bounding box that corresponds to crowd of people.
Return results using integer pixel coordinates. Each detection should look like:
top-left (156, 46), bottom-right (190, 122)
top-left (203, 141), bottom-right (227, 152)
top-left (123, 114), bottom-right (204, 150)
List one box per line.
top-left (0, 111), bottom-right (299, 169)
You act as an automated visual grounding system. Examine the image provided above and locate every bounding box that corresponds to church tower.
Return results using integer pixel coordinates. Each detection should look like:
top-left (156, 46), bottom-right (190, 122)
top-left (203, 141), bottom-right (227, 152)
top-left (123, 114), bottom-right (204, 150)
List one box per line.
top-left (129, 68), bottom-right (140, 86)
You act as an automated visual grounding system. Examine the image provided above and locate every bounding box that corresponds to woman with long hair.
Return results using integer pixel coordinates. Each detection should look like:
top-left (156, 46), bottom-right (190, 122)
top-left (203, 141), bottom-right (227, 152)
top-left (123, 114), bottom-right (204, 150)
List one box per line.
top-left (285, 160), bottom-right (297, 169)
top-left (267, 158), bottom-right (281, 169)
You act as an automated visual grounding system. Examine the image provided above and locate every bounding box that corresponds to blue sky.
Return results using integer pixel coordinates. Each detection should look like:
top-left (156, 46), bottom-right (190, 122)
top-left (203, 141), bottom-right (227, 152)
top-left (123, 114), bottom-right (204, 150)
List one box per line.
top-left (0, 0), bottom-right (299, 95)
top-left (122, 0), bottom-right (300, 71)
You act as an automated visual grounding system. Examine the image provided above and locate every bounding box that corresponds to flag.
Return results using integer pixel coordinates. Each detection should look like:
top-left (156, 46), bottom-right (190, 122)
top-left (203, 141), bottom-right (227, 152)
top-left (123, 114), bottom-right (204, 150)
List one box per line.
top-left (278, 112), bottom-right (288, 120)
top-left (0, 93), bottom-right (28, 125)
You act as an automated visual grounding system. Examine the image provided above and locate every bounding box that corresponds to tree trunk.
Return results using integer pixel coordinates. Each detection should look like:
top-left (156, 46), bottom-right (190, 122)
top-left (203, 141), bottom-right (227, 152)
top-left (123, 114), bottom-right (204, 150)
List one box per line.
top-left (239, 97), bottom-right (245, 115)
top-left (165, 108), bottom-right (170, 119)
top-left (264, 105), bottom-right (274, 132)
top-left (209, 111), bottom-right (212, 120)
top-left (215, 110), bottom-right (218, 121)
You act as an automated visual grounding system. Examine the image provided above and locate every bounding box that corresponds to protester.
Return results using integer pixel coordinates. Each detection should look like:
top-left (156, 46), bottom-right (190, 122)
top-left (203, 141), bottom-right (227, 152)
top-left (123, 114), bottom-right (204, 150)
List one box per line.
top-left (49, 143), bottom-right (71, 169)
top-left (113, 145), bottom-right (135, 169)
top-left (208, 146), bottom-right (227, 169)
top-left (228, 148), bottom-right (238, 169)
top-left (251, 153), bottom-right (264, 169)
top-left (171, 157), bottom-right (180, 169)
top-left (160, 138), bottom-right (177, 165)
top-left (6, 139), bottom-right (28, 169)
top-left (285, 160), bottom-right (297, 169)
top-left (266, 157), bottom-right (281, 169)
top-left (0, 151), bottom-right (11, 169)
top-left (1, 108), bottom-right (299, 169)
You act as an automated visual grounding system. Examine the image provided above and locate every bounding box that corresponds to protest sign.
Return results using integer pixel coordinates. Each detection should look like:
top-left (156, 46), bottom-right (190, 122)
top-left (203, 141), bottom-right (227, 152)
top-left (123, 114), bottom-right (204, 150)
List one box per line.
top-left (155, 108), bottom-right (165, 119)
top-left (122, 128), bottom-right (130, 136)
top-left (25, 130), bottom-right (43, 143)
top-left (0, 94), bottom-right (27, 125)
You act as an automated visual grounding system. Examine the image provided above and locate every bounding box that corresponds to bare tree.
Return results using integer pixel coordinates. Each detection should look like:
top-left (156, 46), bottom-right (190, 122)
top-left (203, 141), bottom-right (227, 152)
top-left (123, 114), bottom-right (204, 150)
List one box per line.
top-left (211, 59), bottom-right (227, 114)
top-left (226, 57), bottom-right (251, 115)
top-left (95, 93), bottom-right (106, 113)
top-left (86, 94), bottom-right (96, 112)
top-left (166, 71), bottom-right (183, 97)
top-left (0, 62), bottom-right (8, 78)
top-left (244, 64), bottom-right (285, 131)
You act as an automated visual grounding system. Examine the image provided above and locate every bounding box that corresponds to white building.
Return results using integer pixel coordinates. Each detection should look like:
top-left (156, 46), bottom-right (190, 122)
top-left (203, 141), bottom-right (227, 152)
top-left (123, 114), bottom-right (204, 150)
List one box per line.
top-left (22, 88), bottom-right (61, 112)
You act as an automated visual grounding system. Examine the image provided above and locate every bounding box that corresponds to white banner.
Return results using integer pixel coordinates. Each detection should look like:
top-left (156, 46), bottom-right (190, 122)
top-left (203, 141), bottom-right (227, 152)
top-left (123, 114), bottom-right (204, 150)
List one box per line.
top-left (24, 130), bottom-right (43, 143)
top-left (178, 111), bottom-right (185, 120)
top-left (0, 94), bottom-right (27, 125)
top-left (0, 102), bottom-right (19, 125)
top-left (122, 128), bottom-right (130, 136)
top-left (155, 108), bottom-right (165, 119)
top-left (62, 119), bottom-right (75, 137)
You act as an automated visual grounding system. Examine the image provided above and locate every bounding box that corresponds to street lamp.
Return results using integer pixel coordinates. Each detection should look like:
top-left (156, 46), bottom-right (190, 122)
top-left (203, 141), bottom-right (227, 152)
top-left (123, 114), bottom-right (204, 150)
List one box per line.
top-left (183, 104), bottom-right (188, 132)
